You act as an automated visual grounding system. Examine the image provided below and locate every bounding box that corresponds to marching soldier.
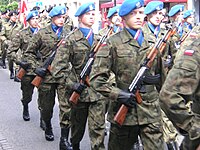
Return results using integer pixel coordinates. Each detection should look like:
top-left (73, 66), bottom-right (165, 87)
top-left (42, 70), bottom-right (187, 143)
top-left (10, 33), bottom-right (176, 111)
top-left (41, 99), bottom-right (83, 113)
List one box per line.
top-left (89, 0), bottom-right (165, 149)
top-left (99, 5), bottom-right (122, 36)
top-left (52, 2), bottom-right (106, 150)
top-left (143, 2), bottom-right (179, 149)
top-left (159, 25), bottom-right (200, 150)
top-left (24, 7), bottom-right (72, 150)
top-left (7, 10), bottom-right (40, 122)
top-left (0, 10), bottom-right (23, 79)
top-left (182, 10), bottom-right (194, 33)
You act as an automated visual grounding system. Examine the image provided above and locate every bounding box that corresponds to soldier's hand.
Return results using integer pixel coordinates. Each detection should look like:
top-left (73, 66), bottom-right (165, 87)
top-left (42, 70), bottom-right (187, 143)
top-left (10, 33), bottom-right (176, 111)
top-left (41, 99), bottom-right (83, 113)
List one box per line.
top-left (16, 61), bottom-right (30, 70)
top-left (117, 90), bottom-right (136, 108)
top-left (34, 67), bottom-right (47, 78)
top-left (72, 83), bottom-right (87, 95)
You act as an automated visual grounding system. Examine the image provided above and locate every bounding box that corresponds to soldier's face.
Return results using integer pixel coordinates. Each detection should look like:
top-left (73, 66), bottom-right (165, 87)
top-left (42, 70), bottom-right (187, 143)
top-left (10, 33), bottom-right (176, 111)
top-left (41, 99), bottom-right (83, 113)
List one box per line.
top-left (52, 14), bottom-right (66, 27)
top-left (148, 10), bottom-right (163, 26)
top-left (28, 16), bottom-right (39, 28)
top-left (110, 13), bottom-right (122, 25)
top-left (10, 15), bottom-right (17, 22)
top-left (123, 7), bottom-right (145, 30)
top-left (79, 10), bottom-right (95, 28)
top-left (186, 15), bottom-right (194, 25)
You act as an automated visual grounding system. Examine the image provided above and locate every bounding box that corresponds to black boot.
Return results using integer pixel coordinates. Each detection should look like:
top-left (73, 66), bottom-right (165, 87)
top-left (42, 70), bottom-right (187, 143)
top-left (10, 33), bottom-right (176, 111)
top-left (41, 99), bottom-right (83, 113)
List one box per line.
top-left (2, 60), bottom-right (6, 69)
top-left (59, 128), bottom-right (72, 150)
top-left (72, 143), bottom-right (80, 150)
top-left (23, 104), bottom-right (30, 121)
top-left (14, 69), bottom-right (21, 82)
top-left (45, 120), bottom-right (54, 141)
top-left (10, 71), bottom-right (14, 79)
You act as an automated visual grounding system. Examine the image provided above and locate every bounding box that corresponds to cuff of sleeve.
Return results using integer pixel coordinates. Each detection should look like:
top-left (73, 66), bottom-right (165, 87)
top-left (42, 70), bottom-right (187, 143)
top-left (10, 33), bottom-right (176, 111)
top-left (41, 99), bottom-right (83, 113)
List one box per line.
top-left (109, 87), bottom-right (121, 101)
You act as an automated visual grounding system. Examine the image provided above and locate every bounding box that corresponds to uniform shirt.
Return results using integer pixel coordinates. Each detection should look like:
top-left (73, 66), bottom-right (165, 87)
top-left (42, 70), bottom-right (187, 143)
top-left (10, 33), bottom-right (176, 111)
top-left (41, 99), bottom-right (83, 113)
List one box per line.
top-left (90, 28), bottom-right (164, 125)
top-left (51, 28), bottom-right (100, 102)
top-left (24, 24), bottom-right (70, 83)
top-left (159, 26), bottom-right (200, 139)
top-left (7, 26), bottom-right (38, 75)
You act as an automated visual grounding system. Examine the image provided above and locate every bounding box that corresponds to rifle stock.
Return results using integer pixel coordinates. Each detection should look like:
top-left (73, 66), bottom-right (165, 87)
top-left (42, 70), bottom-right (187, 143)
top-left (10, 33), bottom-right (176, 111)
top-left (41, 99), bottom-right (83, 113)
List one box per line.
top-left (114, 90), bottom-right (142, 125)
top-left (31, 76), bottom-right (43, 88)
top-left (16, 68), bottom-right (26, 80)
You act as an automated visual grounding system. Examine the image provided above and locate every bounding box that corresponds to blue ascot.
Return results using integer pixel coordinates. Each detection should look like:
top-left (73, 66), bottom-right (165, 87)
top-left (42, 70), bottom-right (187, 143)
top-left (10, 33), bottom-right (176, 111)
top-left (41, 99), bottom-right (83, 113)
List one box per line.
top-left (113, 25), bottom-right (122, 33)
top-left (177, 22), bottom-right (183, 37)
top-left (30, 27), bottom-right (39, 34)
top-left (51, 23), bottom-right (63, 38)
top-left (126, 28), bottom-right (144, 46)
top-left (79, 27), bottom-right (94, 46)
top-left (184, 22), bottom-right (193, 31)
top-left (148, 22), bottom-right (160, 38)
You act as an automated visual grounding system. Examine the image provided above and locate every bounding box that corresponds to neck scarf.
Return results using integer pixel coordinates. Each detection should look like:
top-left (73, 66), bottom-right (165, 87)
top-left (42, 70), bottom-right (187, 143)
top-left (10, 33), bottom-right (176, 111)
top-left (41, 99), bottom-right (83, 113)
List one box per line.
top-left (51, 23), bottom-right (63, 38)
top-left (126, 28), bottom-right (144, 46)
top-left (148, 22), bottom-right (160, 38)
top-left (30, 27), bottom-right (39, 34)
top-left (79, 27), bottom-right (94, 46)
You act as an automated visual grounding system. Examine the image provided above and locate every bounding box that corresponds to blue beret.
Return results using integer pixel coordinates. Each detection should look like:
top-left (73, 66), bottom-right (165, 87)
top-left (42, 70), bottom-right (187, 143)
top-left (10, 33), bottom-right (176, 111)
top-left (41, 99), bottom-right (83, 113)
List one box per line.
top-left (75, 2), bottom-right (95, 17)
top-left (119, 0), bottom-right (144, 17)
top-left (168, 4), bottom-right (184, 17)
top-left (144, 1), bottom-right (164, 15)
top-left (26, 10), bottom-right (39, 21)
top-left (183, 10), bottom-right (194, 19)
top-left (49, 6), bottom-right (67, 17)
top-left (107, 6), bottom-right (120, 18)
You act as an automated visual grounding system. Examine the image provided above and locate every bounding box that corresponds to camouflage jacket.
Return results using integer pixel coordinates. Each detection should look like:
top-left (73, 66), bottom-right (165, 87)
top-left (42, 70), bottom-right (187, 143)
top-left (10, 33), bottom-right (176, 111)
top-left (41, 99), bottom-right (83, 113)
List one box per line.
top-left (0, 20), bottom-right (23, 42)
top-left (24, 24), bottom-right (70, 83)
top-left (90, 28), bottom-right (164, 125)
top-left (159, 25), bottom-right (200, 140)
top-left (51, 28), bottom-right (100, 102)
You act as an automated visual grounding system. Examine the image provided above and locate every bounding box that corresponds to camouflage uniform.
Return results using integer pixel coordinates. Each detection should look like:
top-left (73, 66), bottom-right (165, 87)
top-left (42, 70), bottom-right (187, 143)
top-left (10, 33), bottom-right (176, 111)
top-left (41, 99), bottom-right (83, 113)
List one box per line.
top-left (7, 26), bottom-right (38, 112)
top-left (52, 29), bottom-right (106, 150)
top-left (159, 26), bottom-right (200, 150)
top-left (142, 23), bottom-right (179, 148)
top-left (90, 28), bottom-right (165, 150)
top-left (0, 20), bottom-right (23, 76)
top-left (24, 24), bottom-right (70, 132)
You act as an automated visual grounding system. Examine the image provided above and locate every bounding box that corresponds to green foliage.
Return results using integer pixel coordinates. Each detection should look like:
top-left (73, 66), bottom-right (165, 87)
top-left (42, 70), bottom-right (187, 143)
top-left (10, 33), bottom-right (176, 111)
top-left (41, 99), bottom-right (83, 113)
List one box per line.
top-left (0, 0), bottom-right (19, 12)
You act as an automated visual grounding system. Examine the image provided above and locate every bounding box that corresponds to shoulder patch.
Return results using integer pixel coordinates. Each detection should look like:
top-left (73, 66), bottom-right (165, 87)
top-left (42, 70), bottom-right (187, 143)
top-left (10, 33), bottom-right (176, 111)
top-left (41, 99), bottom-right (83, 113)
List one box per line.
top-left (184, 50), bottom-right (194, 56)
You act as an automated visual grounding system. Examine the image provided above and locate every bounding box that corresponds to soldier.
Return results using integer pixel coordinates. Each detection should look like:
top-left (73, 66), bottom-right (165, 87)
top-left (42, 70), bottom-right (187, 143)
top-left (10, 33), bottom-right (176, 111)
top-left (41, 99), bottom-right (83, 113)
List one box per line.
top-left (89, 0), bottom-right (165, 149)
top-left (64, 6), bottom-right (74, 31)
top-left (51, 2), bottom-right (106, 150)
top-left (182, 10), bottom-right (194, 32)
top-left (99, 5), bottom-right (122, 36)
top-left (143, 2), bottom-right (179, 149)
top-left (7, 11), bottom-right (40, 122)
top-left (159, 25), bottom-right (200, 150)
top-left (24, 6), bottom-right (72, 148)
top-left (168, 5), bottom-right (184, 45)
top-left (0, 10), bottom-right (23, 79)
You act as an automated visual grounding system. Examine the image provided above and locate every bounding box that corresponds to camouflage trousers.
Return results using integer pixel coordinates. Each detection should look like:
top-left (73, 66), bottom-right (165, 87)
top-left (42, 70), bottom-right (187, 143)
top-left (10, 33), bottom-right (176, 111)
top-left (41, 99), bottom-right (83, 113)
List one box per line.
top-left (20, 75), bottom-right (35, 105)
top-left (108, 121), bottom-right (164, 150)
top-left (38, 82), bottom-right (56, 122)
top-left (70, 100), bottom-right (106, 150)
top-left (180, 135), bottom-right (200, 150)
top-left (57, 83), bottom-right (71, 128)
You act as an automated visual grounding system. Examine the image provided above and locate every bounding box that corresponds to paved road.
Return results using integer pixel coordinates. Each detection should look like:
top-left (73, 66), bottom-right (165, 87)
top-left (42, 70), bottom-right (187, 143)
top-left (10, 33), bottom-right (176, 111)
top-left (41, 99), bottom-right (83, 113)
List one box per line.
top-left (0, 67), bottom-right (95, 150)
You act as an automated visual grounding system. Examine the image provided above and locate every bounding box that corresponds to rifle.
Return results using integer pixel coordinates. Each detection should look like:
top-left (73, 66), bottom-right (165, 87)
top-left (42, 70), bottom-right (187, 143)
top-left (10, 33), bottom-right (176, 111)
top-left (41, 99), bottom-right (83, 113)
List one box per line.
top-left (113, 30), bottom-right (172, 126)
top-left (69, 24), bottom-right (114, 105)
top-left (31, 28), bottom-right (77, 88)
top-left (175, 27), bottom-right (194, 48)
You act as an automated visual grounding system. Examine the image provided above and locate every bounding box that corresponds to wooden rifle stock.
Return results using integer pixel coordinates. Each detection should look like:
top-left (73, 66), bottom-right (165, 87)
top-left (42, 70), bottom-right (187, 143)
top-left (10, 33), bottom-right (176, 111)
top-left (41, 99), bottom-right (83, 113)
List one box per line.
top-left (114, 90), bottom-right (142, 125)
top-left (113, 38), bottom-right (163, 126)
top-left (16, 68), bottom-right (26, 80)
top-left (31, 76), bottom-right (43, 88)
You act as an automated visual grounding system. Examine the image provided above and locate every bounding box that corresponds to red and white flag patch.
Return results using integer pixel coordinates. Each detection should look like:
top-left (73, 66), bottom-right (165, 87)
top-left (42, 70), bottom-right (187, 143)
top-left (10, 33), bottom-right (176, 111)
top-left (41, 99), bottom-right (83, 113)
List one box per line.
top-left (184, 50), bottom-right (194, 56)
top-left (100, 42), bottom-right (107, 47)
